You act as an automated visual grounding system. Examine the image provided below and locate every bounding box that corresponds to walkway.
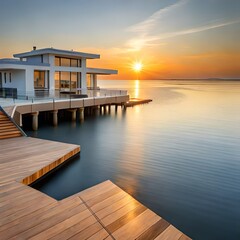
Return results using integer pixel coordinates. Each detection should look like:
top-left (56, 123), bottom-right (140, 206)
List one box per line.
top-left (0, 136), bottom-right (191, 239)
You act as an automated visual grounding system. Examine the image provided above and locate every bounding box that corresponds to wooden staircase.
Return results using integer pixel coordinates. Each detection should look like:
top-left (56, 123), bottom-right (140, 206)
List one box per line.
top-left (0, 108), bottom-right (23, 139)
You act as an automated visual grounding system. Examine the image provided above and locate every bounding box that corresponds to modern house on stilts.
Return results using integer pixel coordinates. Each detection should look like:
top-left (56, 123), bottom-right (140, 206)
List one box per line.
top-left (0, 47), bottom-right (117, 96)
top-left (0, 47), bottom-right (129, 130)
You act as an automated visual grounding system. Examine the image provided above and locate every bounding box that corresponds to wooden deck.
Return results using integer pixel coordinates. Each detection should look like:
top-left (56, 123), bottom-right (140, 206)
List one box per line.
top-left (124, 98), bottom-right (152, 107)
top-left (0, 136), bottom-right (191, 239)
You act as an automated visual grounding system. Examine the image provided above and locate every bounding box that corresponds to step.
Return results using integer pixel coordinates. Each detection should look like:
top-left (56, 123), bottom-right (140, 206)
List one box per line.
top-left (0, 128), bottom-right (21, 133)
top-left (0, 121), bottom-right (15, 125)
top-left (0, 124), bottom-right (19, 130)
top-left (0, 118), bottom-right (11, 122)
top-left (0, 120), bottom-right (13, 124)
top-left (0, 115), bottom-right (9, 119)
top-left (0, 130), bottom-right (22, 136)
top-left (0, 125), bottom-right (19, 130)
top-left (0, 133), bottom-right (22, 139)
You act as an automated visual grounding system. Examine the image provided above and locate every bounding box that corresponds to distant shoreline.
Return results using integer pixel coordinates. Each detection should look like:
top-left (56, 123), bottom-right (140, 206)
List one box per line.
top-left (101, 78), bottom-right (240, 81)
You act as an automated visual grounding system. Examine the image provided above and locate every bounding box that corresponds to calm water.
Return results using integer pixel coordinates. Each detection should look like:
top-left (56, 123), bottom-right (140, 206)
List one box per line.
top-left (27, 80), bottom-right (240, 240)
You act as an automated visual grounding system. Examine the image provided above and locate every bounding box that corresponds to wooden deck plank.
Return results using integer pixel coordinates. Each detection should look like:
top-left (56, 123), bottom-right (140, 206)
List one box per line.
top-left (95, 194), bottom-right (136, 220)
top-left (0, 196), bottom-right (81, 234)
top-left (179, 234), bottom-right (192, 240)
top-left (0, 194), bottom-right (52, 219)
top-left (0, 187), bottom-right (35, 203)
top-left (0, 199), bottom-right (52, 231)
top-left (154, 225), bottom-right (183, 240)
top-left (105, 204), bottom-right (147, 233)
top-left (0, 181), bottom-right (22, 192)
top-left (87, 228), bottom-right (110, 240)
top-left (0, 201), bottom-right (57, 232)
top-left (86, 186), bottom-right (122, 208)
top-left (10, 205), bottom-right (86, 240)
top-left (69, 222), bottom-right (104, 240)
top-left (29, 208), bottom-right (92, 240)
top-left (111, 209), bottom-right (161, 239)
top-left (79, 180), bottom-right (116, 202)
top-left (50, 215), bottom-right (99, 240)
top-left (104, 236), bottom-right (114, 240)
top-left (100, 198), bottom-right (142, 226)
top-left (0, 135), bottom-right (191, 240)
top-left (0, 185), bottom-right (31, 202)
top-left (90, 190), bottom-right (128, 213)
top-left (136, 218), bottom-right (170, 240)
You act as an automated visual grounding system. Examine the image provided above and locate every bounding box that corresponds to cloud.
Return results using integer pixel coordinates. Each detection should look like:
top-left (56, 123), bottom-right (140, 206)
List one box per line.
top-left (125, 0), bottom-right (189, 51)
top-left (155, 19), bottom-right (240, 40)
top-left (127, 0), bottom-right (189, 33)
top-left (126, 18), bottom-right (240, 52)
top-left (123, 0), bottom-right (240, 53)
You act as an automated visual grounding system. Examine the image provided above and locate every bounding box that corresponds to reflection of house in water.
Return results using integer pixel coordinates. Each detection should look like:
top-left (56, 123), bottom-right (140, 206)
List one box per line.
top-left (0, 47), bottom-right (117, 96)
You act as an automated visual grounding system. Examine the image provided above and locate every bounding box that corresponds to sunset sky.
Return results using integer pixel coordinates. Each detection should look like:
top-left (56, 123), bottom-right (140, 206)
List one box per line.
top-left (1, 0), bottom-right (240, 79)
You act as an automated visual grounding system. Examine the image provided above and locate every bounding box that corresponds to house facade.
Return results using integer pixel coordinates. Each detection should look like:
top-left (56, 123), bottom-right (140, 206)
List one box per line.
top-left (0, 47), bottom-right (117, 96)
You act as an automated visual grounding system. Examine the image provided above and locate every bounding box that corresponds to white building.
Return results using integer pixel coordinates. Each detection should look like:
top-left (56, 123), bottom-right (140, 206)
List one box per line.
top-left (0, 47), bottom-right (117, 96)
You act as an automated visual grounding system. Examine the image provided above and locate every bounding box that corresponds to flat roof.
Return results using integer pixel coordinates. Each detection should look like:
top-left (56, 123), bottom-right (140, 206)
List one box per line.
top-left (87, 67), bottom-right (118, 75)
top-left (13, 48), bottom-right (100, 59)
top-left (0, 59), bottom-right (50, 70)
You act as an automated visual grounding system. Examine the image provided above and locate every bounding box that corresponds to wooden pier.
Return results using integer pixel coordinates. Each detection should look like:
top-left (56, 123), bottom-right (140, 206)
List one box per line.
top-left (12, 94), bottom-right (129, 130)
top-left (0, 106), bottom-right (191, 239)
top-left (0, 135), bottom-right (191, 239)
top-left (124, 98), bottom-right (152, 107)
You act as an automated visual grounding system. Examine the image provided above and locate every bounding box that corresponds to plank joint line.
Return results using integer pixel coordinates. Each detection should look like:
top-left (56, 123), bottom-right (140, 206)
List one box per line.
top-left (78, 195), bottom-right (115, 240)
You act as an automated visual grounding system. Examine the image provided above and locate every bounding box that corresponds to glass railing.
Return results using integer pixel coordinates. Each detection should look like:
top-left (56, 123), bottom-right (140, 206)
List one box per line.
top-left (0, 88), bottom-right (128, 107)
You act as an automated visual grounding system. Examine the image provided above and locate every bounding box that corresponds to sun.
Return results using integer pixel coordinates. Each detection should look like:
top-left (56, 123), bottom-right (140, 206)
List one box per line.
top-left (133, 62), bottom-right (143, 72)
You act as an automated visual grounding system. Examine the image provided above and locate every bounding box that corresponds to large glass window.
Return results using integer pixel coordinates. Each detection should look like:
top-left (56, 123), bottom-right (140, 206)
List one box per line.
top-left (55, 57), bottom-right (81, 67)
top-left (61, 58), bottom-right (71, 67)
top-left (34, 71), bottom-right (45, 89)
top-left (60, 71), bottom-right (70, 90)
top-left (71, 72), bottom-right (77, 90)
top-left (71, 59), bottom-right (78, 67)
top-left (55, 72), bottom-right (60, 89)
top-left (55, 71), bottom-right (79, 92)
top-left (0, 72), bottom-right (2, 87)
top-left (61, 71), bottom-right (71, 80)
top-left (87, 74), bottom-right (91, 88)
top-left (79, 72), bottom-right (81, 88)
top-left (55, 57), bottom-right (60, 66)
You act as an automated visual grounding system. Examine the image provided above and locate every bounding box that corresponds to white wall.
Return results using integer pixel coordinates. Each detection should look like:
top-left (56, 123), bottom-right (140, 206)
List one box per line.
top-left (81, 58), bottom-right (87, 91)
top-left (49, 55), bottom-right (55, 91)
top-left (93, 74), bottom-right (97, 88)
top-left (1, 70), bottom-right (26, 94)
top-left (26, 56), bottom-right (42, 64)
top-left (25, 68), bottom-right (34, 94)
top-left (26, 54), bottom-right (49, 64)
top-left (43, 54), bottom-right (49, 64)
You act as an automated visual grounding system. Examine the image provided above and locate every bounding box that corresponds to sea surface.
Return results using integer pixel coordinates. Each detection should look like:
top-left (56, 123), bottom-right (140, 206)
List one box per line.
top-left (27, 80), bottom-right (240, 240)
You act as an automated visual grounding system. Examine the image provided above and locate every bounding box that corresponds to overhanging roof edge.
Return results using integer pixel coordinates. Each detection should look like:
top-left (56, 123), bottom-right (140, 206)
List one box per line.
top-left (13, 48), bottom-right (100, 59)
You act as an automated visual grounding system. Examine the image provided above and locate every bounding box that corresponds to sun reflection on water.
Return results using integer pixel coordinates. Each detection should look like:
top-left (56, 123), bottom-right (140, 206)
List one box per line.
top-left (134, 80), bottom-right (139, 98)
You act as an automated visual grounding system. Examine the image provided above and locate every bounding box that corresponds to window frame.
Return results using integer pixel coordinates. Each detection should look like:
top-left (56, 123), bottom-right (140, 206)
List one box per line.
top-left (4, 73), bottom-right (7, 83)
top-left (55, 57), bottom-right (81, 68)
